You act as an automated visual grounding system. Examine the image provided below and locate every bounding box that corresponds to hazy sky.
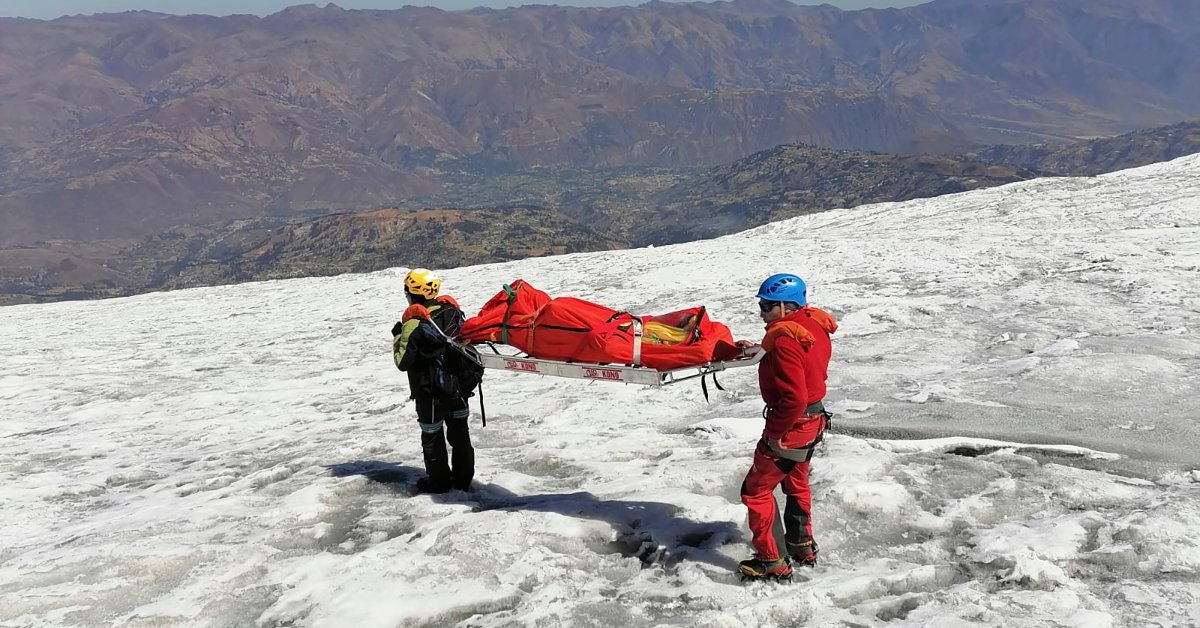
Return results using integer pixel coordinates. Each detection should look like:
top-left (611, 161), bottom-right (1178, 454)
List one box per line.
top-left (0, 0), bottom-right (929, 20)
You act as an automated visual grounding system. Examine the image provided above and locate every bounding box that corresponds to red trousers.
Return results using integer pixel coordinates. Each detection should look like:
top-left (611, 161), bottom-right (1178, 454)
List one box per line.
top-left (740, 416), bottom-right (824, 559)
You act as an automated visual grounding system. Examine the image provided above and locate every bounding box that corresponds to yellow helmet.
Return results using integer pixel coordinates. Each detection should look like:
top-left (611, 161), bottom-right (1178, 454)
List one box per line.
top-left (404, 268), bottom-right (441, 299)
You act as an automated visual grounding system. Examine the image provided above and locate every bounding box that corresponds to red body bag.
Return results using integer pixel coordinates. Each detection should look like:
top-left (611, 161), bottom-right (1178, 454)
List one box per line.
top-left (459, 279), bottom-right (741, 370)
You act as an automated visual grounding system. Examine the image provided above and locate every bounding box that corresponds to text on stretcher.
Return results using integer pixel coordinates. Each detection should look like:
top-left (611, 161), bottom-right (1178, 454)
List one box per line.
top-left (583, 367), bottom-right (623, 381)
top-left (504, 359), bottom-right (540, 372)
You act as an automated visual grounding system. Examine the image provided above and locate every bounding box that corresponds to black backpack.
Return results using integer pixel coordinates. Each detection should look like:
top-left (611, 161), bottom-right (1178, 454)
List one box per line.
top-left (431, 342), bottom-right (485, 400)
top-left (427, 302), bottom-right (485, 401)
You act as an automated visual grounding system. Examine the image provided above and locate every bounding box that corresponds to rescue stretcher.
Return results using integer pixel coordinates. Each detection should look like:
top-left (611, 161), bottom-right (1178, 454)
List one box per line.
top-left (458, 279), bottom-right (764, 393)
top-left (472, 341), bottom-right (765, 388)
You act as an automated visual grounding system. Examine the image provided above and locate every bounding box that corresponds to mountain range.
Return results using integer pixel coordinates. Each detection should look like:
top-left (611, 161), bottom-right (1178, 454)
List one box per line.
top-left (2, 0), bottom-right (1199, 245)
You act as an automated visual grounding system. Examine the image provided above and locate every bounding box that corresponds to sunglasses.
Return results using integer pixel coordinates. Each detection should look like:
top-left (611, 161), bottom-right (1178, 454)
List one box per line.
top-left (758, 300), bottom-right (782, 313)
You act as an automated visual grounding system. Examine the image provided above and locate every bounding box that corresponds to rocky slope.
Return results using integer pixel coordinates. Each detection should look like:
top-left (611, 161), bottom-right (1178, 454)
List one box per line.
top-left (0, 207), bottom-right (620, 304)
top-left (0, 146), bottom-right (1027, 305)
top-left (9, 114), bottom-right (1200, 306)
top-left (636, 146), bottom-right (1034, 245)
top-left (970, 120), bottom-right (1200, 176)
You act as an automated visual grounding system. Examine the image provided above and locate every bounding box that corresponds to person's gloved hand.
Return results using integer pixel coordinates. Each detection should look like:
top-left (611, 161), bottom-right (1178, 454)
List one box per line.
top-left (402, 304), bottom-right (431, 322)
top-left (390, 321), bottom-right (404, 336)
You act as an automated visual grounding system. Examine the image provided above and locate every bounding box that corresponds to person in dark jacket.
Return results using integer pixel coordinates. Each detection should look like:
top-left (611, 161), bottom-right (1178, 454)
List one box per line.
top-left (392, 268), bottom-right (475, 494)
top-left (737, 273), bottom-right (838, 580)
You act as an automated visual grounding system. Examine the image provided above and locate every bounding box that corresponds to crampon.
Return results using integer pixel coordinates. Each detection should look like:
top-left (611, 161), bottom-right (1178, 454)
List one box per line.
top-left (737, 555), bottom-right (793, 582)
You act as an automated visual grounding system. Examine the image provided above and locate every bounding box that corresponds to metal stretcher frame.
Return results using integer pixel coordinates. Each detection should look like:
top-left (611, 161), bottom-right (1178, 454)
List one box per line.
top-left (473, 343), bottom-right (765, 387)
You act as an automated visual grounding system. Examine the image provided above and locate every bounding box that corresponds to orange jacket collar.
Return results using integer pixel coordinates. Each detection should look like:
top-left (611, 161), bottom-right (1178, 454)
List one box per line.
top-left (761, 306), bottom-right (838, 352)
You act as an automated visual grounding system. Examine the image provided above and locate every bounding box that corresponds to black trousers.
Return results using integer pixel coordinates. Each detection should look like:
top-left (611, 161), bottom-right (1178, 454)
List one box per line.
top-left (415, 396), bottom-right (474, 490)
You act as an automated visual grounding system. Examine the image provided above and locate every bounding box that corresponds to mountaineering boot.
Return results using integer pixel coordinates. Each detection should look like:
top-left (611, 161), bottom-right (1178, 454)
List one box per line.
top-left (788, 539), bottom-right (819, 567)
top-left (738, 555), bottom-right (793, 580)
top-left (415, 476), bottom-right (452, 494)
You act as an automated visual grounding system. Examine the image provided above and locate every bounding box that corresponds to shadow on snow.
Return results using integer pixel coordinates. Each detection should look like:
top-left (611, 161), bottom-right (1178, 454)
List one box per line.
top-left (326, 460), bottom-right (742, 572)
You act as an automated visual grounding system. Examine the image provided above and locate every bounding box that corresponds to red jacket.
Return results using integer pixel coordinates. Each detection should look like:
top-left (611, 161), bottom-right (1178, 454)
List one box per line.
top-left (758, 307), bottom-right (837, 440)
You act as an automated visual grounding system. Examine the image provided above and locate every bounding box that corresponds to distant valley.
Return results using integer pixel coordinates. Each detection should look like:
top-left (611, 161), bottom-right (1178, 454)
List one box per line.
top-left (3, 119), bottom-right (1197, 305)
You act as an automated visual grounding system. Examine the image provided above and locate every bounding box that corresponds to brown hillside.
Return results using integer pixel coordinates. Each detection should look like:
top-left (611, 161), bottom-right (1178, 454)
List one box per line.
top-left (2, 0), bottom-right (1198, 245)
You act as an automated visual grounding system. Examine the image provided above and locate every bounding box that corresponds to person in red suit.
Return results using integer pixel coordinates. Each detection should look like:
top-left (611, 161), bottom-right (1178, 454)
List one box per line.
top-left (738, 273), bottom-right (838, 580)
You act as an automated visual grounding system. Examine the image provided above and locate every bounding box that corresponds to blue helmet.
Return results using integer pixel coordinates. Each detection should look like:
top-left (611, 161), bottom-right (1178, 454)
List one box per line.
top-left (756, 273), bottom-right (807, 306)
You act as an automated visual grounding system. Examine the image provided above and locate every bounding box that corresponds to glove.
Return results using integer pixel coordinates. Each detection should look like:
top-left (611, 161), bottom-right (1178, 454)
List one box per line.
top-left (390, 321), bottom-right (404, 336)
top-left (402, 304), bottom-right (431, 322)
